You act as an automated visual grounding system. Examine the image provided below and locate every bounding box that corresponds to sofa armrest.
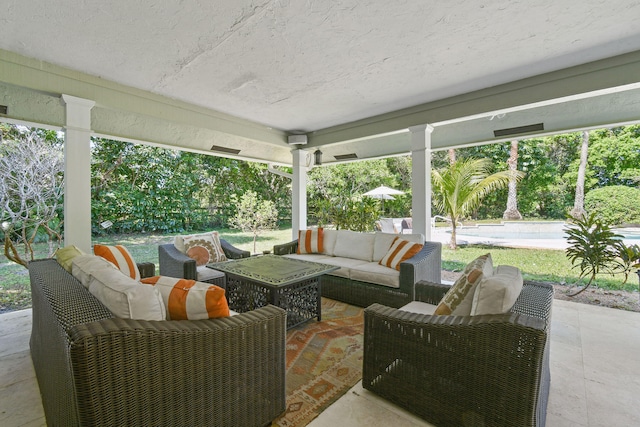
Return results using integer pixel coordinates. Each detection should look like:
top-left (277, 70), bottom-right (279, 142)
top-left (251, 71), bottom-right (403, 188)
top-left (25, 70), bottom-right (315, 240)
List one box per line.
top-left (68, 305), bottom-right (287, 426)
top-left (220, 238), bottom-right (250, 259)
top-left (414, 280), bottom-right (450, 305)
top-left (273, 240), bottom-right (298, 255)
top-left (136, 262), bottom-right (156, 279)
top-left (158, 243), bottom-right (197, 280)
top-left (398, 241), bottom-right (442, 299)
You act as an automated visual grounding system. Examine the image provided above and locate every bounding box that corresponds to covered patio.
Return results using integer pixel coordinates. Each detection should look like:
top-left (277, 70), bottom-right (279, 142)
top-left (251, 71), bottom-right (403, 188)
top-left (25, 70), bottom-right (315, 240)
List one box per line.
top-left (2, 2), bottom-right (640, 425)
top-left (1, 298), bottom-right (639, 426)
top-left (1, 1), bottom-right (640, 252)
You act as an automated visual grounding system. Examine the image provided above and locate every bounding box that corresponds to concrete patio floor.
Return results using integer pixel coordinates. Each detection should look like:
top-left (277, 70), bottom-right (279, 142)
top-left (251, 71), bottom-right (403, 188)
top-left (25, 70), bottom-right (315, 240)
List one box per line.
top-left (1, 298), bottom-right (639, 426)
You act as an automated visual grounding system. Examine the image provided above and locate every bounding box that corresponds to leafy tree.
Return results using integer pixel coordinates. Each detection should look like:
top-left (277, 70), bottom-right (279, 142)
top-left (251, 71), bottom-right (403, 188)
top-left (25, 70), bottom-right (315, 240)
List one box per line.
top-left (584, 186), bottom-right (640, 226)
top-left (0, 128), bottom-right (64, 267)
top-left (91, 139), bottom-right (210, 234)
top-left (229, 190), bottom-right (278, 253)
top-left (308, 160), bottom-right (400, 225)
top-left (432, 158), bottom-right (524, 249)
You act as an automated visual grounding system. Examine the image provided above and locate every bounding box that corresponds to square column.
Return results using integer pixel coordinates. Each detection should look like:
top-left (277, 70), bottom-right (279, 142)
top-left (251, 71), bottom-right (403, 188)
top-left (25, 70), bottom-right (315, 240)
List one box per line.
top-left (61, 94), bottom-right (95, 252)
top-left (410, 125), bottom-right (434, 241)
top-left (291, 149), bottom-right (310, 240)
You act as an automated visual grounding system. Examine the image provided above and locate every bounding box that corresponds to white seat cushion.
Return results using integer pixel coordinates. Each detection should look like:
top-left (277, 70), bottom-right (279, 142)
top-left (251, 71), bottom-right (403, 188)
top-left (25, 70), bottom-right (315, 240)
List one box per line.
top-left (350, 262), bottom-right (400, 288)
top-left (196, 265), bottom-right (226, 282)
top-left (399, 301), bottom-right (438, 315)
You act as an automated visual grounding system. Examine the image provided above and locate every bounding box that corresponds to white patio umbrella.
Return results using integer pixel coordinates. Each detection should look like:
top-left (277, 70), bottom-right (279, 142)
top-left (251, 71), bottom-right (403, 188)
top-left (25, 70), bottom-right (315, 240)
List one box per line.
top-left (363, 185), bottom-right (404, 213)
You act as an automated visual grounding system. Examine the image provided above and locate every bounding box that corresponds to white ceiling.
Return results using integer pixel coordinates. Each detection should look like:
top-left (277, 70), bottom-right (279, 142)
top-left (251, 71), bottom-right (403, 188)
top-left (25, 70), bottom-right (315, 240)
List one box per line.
top-left (1, 0), bottom-right (640, 163)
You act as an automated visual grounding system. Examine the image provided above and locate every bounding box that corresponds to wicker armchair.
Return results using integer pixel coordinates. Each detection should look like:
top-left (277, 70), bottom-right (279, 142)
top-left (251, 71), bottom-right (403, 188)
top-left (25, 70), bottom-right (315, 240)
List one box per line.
top-left (158, 239), bottom-right (249, 285)
top-left (363, 280), bottom-right (553, 427)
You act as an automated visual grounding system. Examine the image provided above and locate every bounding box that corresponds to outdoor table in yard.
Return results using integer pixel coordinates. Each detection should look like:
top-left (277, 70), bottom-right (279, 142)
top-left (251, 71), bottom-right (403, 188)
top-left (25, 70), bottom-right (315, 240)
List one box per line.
top-left (207, 255), bottom-right (339, 329)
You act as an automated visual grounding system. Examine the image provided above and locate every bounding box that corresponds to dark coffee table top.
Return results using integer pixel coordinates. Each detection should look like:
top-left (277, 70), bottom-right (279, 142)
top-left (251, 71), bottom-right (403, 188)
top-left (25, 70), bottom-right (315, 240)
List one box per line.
top-left (207, 255), bottom-right (338, 287)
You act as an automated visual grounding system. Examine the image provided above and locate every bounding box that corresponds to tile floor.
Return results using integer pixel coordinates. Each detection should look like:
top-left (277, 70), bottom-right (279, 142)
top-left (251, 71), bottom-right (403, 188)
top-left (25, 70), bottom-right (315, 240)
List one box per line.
top-left (1, 299), bottom-right (640, 427)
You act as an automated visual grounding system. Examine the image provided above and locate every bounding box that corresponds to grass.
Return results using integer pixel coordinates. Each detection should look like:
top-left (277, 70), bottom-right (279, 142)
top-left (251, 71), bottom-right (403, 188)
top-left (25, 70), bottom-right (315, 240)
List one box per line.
top-left (2, 227), bottom-right (638, 312)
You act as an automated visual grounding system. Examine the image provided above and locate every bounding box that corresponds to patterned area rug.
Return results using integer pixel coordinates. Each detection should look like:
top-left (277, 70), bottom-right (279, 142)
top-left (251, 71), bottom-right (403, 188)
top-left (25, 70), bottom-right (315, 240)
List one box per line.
top-left (272, 298), bottom-right (364, 427)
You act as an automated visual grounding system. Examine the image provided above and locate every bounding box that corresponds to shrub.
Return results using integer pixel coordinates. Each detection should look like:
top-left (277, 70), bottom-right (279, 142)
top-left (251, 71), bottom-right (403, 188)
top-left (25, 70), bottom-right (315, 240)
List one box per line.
top-left (584, 186), bottom-right (640, 226)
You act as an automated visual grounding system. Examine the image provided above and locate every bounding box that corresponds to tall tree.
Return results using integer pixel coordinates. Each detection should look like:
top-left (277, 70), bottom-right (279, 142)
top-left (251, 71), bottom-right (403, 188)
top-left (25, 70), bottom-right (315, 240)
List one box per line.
top-left (570, 131), bottom-right (589, 219)
top-left (432, 158), bottom-right (524, 249)
top-left (503, 140), bottom-right (523, 220)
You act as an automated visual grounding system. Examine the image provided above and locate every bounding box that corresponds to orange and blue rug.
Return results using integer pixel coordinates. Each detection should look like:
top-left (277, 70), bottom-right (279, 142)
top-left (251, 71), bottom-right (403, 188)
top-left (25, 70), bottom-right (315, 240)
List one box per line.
top-left (272, 298), bottom-right (364, 427)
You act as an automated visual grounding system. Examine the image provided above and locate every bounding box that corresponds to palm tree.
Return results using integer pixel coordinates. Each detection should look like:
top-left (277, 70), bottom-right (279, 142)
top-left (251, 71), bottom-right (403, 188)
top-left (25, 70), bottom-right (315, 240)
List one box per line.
top-left (432, 158), bottom-right (524, 249)
top-left (570, 130), bottom-right (589, 219)
top-left (503, 140), bottom-right (523, 220)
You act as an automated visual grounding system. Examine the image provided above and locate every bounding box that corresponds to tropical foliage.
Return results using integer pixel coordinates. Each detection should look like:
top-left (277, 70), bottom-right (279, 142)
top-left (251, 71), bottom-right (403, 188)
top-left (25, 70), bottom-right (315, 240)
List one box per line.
top-left (564, 213), bottom-right (638, 296)
top-left (432, 158), bottom-right (524, 249)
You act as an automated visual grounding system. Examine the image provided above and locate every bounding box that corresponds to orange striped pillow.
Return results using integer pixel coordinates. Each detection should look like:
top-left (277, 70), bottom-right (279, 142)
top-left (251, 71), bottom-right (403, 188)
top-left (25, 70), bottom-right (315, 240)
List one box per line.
top-left (297, 228), bottom-right (324, 254)
top-left (93, 244), bottom-right (141, 281)
top-left (141, 276), bottom-right (230, 320)
top-left (378, 237), bottom-right (423, 271)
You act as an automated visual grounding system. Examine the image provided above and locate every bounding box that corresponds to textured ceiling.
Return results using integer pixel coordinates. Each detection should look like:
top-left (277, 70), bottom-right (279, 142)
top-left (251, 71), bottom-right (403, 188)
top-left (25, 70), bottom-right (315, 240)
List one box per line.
top-left (3, 0), bottom-right (640, 135)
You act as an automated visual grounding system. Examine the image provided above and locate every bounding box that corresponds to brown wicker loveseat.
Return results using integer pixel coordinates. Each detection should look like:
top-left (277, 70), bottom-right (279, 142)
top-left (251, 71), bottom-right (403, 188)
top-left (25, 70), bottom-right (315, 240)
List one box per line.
top-left (363, 280), bottom-right (553, 427)
top-left (29, 258), bottom-right (286, 427)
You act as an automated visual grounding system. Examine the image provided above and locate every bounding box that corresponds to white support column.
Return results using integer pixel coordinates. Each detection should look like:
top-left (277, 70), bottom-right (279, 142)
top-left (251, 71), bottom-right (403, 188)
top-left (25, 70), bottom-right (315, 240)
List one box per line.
top-left (61, 94), bottom-right (95, 253)
top-left (410, 124), bottom-right (434, 241)
top-left (291, 149), bottom-right (310, 240)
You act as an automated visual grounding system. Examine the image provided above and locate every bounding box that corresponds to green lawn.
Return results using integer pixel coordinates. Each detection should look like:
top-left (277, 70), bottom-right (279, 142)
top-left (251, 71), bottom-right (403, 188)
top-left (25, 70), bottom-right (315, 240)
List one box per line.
top-left (1, 228), bottom-right (637, 312)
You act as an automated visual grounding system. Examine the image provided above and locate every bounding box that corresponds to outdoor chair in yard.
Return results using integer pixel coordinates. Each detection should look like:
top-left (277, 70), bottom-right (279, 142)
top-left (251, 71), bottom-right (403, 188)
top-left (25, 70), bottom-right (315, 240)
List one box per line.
top-left (363, 254), bottom-right (553, 427)
top-left (159, 231), bottom-right (249, 286)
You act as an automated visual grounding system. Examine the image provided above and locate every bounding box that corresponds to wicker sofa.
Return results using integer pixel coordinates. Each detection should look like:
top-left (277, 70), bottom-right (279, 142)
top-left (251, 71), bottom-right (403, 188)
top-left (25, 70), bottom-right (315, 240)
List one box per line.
top-left (363, 280), bottom-right (553, 427)
top-left (29, 258), bottom-right (286, 427)
top-left (273, 230), bottom-right (442, 308)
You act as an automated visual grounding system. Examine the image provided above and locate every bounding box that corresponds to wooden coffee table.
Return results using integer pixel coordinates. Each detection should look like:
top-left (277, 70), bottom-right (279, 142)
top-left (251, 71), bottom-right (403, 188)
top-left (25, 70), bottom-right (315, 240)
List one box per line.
top-left (207, 255), bottom-right (338, 329)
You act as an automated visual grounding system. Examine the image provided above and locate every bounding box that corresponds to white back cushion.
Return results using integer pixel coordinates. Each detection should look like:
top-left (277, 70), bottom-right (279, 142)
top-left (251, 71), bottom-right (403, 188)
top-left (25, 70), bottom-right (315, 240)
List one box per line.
top-left (71, 254), bottom-right (120, 289)
top-left (333, 230), bottom-right (375, 261)
top-left (471, 265), bottom-right (523, 316)
top-left (88, 266), bottom-right (166, 320)
top-left (322, 229), bottom-right (338, 256)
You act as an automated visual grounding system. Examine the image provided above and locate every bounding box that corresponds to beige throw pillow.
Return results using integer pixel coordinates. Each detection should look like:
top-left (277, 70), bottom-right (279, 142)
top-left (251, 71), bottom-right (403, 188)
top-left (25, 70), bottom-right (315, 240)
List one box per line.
top-left (434, 253), bottom-right (493, 315)
top-left (471, 265), bottom-right (523, 316)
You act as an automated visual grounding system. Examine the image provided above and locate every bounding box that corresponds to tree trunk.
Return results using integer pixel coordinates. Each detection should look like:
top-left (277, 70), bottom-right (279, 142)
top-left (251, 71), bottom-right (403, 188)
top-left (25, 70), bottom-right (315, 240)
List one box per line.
top-left (449, 221), bottom-right (458, 250)
top-left (448, 149), bottom-right (456, 165)
top-left (503, 140), bottom-right (523, 220)
top-left (570, 131), bottom-right (589, 219)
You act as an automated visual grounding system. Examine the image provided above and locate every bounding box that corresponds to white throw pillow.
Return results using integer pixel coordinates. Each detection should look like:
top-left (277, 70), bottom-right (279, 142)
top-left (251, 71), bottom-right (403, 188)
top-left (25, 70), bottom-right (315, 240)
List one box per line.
top-left (88, 266), bottom-right (166, 321)
top-left (470, 265), bottom-right (523, 316)
top-left (332, 230), bottom-right (375, 261)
